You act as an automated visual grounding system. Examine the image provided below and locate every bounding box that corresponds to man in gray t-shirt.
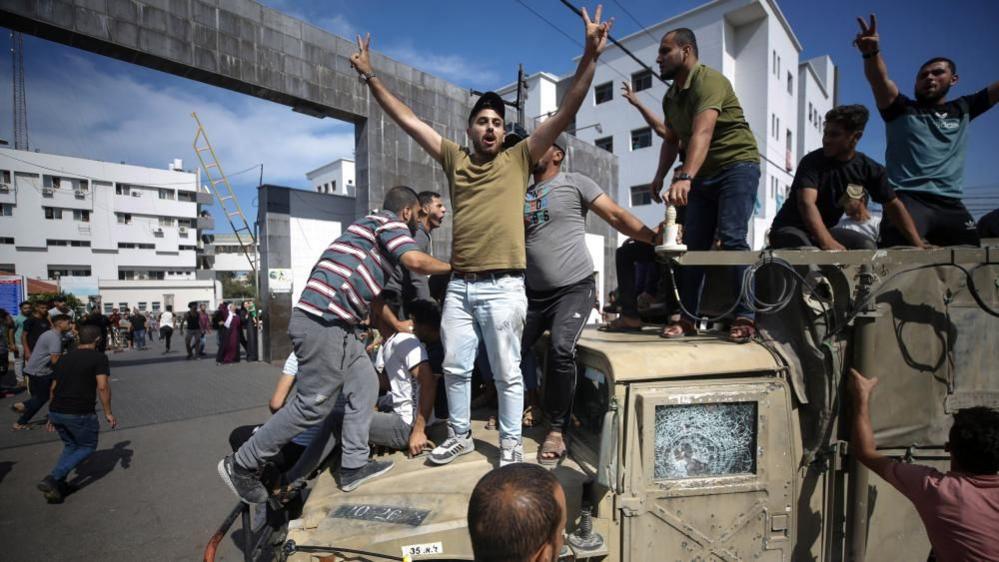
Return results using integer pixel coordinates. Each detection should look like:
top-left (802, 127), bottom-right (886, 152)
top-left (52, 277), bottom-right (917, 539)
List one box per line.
top-left (14, 315), bottom-right (71, 430)
top-left (520, 135), bottom-right (659, 465)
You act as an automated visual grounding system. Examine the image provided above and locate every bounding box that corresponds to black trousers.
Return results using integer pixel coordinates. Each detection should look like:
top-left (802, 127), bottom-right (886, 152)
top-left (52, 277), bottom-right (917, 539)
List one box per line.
top-left (160, 326), bottom-right (173, 351)
top-left (880, 190), bottom-right (980, 247)
top-left (521, 276), bottom-right (595, 432)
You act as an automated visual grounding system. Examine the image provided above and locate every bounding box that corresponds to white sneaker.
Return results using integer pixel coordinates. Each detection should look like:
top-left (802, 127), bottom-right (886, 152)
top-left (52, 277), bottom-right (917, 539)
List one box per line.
top-left (499, 437), bottom-right (523, 467)
top-left (429, 428), bottom-right (474, 465)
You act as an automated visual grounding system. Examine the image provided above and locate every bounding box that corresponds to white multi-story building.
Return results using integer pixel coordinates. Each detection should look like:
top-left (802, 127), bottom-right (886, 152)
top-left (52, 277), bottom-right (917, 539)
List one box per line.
top-left (498, 0), bottom-right (836, 249)
top-left (207, 233), bottom-right (259, 281)
top-left (0, 148), bottom-right (219, 311)
top-left (306, 158), bottom-right (355, 197)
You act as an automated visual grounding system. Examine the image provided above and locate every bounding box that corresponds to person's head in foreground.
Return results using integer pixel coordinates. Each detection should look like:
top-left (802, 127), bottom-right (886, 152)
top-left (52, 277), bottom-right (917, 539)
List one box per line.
top-left (468, 463), bottom-right (567, 562)
top-left (947, 406), bottom-right (999, 475)
top-left (382, 185), bottom-right (422, 232)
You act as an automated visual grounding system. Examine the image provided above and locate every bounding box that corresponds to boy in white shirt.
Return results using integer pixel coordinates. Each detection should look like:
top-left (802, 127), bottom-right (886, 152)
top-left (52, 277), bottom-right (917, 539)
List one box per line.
top-left (372, 300), bottom-right (439, 457)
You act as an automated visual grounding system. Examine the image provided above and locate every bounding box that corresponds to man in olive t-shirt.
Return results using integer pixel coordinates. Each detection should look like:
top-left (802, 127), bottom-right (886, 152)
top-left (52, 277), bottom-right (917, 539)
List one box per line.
top-left (347, 5), bottom-right (614, 465)
top-left (650, 28), bottom-right (761, 342)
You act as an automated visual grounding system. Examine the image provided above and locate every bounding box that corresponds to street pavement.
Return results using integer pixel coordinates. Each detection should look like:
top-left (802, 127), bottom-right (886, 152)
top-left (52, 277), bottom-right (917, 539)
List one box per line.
top-left (0, 333), bottom-right (280, 561)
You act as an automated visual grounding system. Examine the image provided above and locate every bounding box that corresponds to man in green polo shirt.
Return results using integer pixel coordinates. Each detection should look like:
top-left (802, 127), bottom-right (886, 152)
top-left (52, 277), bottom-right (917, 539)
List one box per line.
top-left (649, 28), bottom-right (761, 342)
top-left (348, 6), bottom-right (614, 465)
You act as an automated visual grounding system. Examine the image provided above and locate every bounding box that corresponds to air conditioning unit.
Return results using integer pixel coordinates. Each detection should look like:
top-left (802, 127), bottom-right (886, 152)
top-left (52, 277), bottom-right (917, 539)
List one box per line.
top-left (0, 183), bottom-right (10, 193)
top-left (42, 187), bottom-right (54, 197)
top-left (179, 226), bottom-right (189, 234)
top-left (74, 189), bottom-right (86, 199)
top-left (131, 191), bottom-right (141, 197)
top-left (154, 227), bottom-right (163, 234)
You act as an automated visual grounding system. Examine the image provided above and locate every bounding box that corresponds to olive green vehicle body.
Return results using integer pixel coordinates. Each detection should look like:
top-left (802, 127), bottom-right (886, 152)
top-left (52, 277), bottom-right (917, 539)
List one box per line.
top-left (285, 247), bottom-right (999, 561)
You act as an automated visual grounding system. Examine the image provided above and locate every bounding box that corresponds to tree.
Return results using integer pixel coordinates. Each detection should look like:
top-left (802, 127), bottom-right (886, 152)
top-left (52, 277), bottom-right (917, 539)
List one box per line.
top-left (28, 292), bottom-right (84, 315)
top-left (220, 272), bottom-right (257, 300)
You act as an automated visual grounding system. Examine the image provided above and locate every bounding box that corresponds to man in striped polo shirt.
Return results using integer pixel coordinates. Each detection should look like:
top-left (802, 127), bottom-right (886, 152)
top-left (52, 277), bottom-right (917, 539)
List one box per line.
top-left (219, 186), bottom-right (451, 503)
top-left (349, 5), bottom-right (614, 466)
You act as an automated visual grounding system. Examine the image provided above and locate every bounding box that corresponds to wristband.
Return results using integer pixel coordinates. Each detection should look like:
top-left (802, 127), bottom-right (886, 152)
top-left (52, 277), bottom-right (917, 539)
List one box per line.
top-left (862, 49), bottom-right (879, 60)
top-left (359, 71), bottom-right (376, 83)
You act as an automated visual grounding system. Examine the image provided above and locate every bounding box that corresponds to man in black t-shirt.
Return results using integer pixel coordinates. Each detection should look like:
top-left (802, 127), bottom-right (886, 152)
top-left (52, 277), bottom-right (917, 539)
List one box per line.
top-left (37, 325), bottom-right (116, 503)
top-left (183, 302), bottom-right (201, 360)
top-left (770, 105), bottom-right (924, 250)
top-left (21, 302), bottom-right (52, 364)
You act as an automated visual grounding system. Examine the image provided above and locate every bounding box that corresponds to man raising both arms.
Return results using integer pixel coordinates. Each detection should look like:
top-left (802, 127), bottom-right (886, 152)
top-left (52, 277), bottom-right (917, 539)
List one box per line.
top-left (349, 5), bottom-right (613, 466)
top-left (854, 14), bottom-right (998, 247)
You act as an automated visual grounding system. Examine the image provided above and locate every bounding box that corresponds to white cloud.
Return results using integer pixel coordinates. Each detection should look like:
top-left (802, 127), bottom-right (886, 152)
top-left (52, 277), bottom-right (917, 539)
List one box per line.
top-left (384, 42), bottom-right (500, 88)
top-left (19, 53), bottom-right (355, 188)
top-left (317, 14), bottom-right (357, 39)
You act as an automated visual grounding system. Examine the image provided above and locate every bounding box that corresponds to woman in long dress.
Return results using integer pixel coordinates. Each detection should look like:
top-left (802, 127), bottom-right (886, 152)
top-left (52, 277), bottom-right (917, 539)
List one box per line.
top-left (215, 302), bottom-right (229, 364)
top-left (221, 303), bottom-right (241, 364)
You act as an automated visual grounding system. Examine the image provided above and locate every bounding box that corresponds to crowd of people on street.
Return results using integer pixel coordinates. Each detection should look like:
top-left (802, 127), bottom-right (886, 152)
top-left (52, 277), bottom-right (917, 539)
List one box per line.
top-left (210, 6), bottom-right (998, 561)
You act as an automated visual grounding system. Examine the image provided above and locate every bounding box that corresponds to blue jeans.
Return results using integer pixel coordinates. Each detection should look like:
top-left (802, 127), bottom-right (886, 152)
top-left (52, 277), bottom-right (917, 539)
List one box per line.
top-left (133, 329), bottom-right (146, 348)
top-left (679, 162), bottom-right (760, 322)
top-left (48, 411), bottom-right (99, 481)
top-left (441, 274), bottom-right (527, 441)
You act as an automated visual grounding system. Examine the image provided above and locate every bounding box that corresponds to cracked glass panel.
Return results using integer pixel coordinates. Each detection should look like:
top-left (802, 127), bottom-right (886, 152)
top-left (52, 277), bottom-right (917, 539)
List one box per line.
top-left (654, 402), bottom-right (757, 480)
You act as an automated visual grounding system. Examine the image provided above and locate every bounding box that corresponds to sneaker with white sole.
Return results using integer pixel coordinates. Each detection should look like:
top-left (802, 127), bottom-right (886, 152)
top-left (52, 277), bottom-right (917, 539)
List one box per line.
top-left (338, 460), bottom-right (394, 492)
top-left (499, 436), bottom-right (524, 467)
top-left (218, 455), bottom-right (268, 504)
top-left (428, 428), bottom-right (474, 465)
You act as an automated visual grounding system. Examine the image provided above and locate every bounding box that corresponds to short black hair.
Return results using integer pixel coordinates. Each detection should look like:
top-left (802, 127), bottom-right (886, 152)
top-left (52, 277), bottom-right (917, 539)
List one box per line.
top-left (418, 191), bottom-right (441, 206)
top-left (166, 305), bottom-right (173, 312)
top-left (949, 406), bottom-right (999, 474)
top-left (382, 185), bottom-right (420, 213)
top-left (78, 324), bottom-right (101, 345)
top-left (408, 299), bottom-right (441, 329)
top-left (920, 57), bottom-right (957, 75)
top-left (51, 314), bottom-right (72, 325)
top-left (825, 104), bottom-right (870, 133)
top-left (20, 300), bottom-right (31, 307)
top-left (468, 464), bottom-right (562, 562)
top-left (667, 27), bottom-right (698, 57)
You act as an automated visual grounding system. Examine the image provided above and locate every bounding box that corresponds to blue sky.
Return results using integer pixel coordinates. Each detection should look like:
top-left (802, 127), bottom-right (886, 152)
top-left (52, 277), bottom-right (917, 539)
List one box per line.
top-left (2, 0), bottom-right (997, 228)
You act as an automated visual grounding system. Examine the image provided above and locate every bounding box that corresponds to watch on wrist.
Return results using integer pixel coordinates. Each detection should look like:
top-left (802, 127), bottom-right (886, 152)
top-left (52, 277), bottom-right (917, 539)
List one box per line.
top-left (672, 172), bottom-right (693, 183)
top-left (360, 71), bottom-right (376, 82)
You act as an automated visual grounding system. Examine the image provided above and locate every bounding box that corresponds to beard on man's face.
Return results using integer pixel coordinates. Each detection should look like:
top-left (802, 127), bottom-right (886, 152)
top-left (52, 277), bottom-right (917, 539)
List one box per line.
top-left (915, 82), bottom-right (951, 104)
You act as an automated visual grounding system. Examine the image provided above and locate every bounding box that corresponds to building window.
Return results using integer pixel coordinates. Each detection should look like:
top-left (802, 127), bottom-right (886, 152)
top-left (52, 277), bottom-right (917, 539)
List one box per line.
top-left (118, 302), bottom-right (128, 311)
top-left (0, 170), bottom-right (10, 183)
top-left (139, 302), bottom-right (147, 311)
top-left (152, 302), bottom-right (161, 312)
top-left (631, 69), bottom-right (653, 92)
top-left (631, 127), bottom-right (653, 150)
top-left (116, 213), bottom-right (132, 224)
top-left (594, 82), bottom-right (613, 104)
top-left (595, 136), bottom-right (614, 153)
top-left (47, 240), bottom-right (69, 246)
top-left (178, 191), bottom-right (196, 202)
top-left (116, 184), bottom-right (130, 195)
top-left (772, 50), bottom-right (777, 75)
top-left (103, 303), bottom-right (113, 314)
top-left (159, 217), bottom-right (174, 227)
top-left (0, 237), bottom-right (13, 245)
top-left (787, 72), bottom-right (793, 94)
top-left (49, 268), bottom-right (69, 278)
top-left (808, 102), bottom-right (813, 124)
top-left (630, 185), bottom-right (652, 207)
top-left (78, 180), bottom-right (89, 192)
top-left (159, 189), bottom-right (175, 200)
top-left (332, 180), bottom-right (337, 193)
top-left (44, 207), bottom-right (63, 220)
top-left (73, 209), bottom-right (90, 222)
top-left (776, 117), bottom-right (780, 140)
top-left (0, 204), bottom-right (12, 216)
top-left (71, 240), bottom-right (90, 247)
top-left (777, 55), bottom-right (781, 77)
top-left (71, 268), bottom-right (91, 276)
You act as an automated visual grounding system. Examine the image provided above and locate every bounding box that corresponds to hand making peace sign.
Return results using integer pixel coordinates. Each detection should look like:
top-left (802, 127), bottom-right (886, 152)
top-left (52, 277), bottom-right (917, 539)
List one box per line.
top-left (350, 33), bottom-right (373, 77)
top-left (581, 5), bottom-right (614, 56)
top-left (854, 13), bottom-right (880, 55)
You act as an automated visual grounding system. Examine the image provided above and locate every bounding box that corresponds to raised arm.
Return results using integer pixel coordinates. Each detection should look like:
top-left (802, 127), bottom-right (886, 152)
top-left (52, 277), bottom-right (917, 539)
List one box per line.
top-left (988, 80), bottom-right (999, 107)
top-left (797, 188), bottom-right (844, 251)
top-left (528, 5), bottom-right (614, 162)
top-left (854, 14), bottom-right (899, 110)
top-left (847, 369), bottom-right (892, 479)
top-left (589, 194), bottom-right (659, 244)
top-left (350, 34), bottom-right (444, 163)
top-left (621, 81), bottom-right (667, 137)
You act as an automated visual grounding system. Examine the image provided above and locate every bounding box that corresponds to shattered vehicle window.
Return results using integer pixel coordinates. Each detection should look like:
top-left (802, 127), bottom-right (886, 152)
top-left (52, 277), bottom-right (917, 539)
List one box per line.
top-left (654, 402), bottom-right (757, 480)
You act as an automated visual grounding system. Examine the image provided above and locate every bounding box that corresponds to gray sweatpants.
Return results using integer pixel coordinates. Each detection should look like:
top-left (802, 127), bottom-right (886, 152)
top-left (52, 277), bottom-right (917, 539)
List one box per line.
top-left (235, 309), bottom-right (377, 472)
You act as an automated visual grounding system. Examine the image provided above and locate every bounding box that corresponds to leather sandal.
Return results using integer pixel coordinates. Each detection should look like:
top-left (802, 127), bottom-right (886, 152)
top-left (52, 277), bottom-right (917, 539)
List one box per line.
top-left (660, 319), bottom-right (695, 339)
top-left (728, 317), bottom-right (757, 344)
top-left (538, 431), bottom-right (567, 468)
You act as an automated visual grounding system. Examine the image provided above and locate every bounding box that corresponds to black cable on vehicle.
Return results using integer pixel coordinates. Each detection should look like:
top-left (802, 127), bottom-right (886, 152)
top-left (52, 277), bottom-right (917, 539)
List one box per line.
top-left (282, 540), bottom-right (405, 561)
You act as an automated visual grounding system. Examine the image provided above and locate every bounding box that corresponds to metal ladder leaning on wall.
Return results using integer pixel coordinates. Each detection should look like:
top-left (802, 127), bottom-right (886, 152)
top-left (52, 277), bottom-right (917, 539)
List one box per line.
top-left (191, 112), bottom-right (258, 278)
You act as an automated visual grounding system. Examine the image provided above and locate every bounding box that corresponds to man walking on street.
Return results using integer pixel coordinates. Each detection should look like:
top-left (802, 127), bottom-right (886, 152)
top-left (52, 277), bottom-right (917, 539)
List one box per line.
top-left (14, 314), bottom-right (71, 430)
top-left (159, 305), bottom-right (175, 354)
top-left (13, 301), bottom-right (32, 389)
top-left (37, 325), bottom-right (116, 503)
top-left (348, 4), bottom-right (614, 466)
top-left (651, 28), bottom-right (761, 342)
top-left (520, 135), bottom-right (660, 465)
top-left (129, 308), bottom-right (147, 350)
top-left (198, 303), bottom-right (211, 358)
top-left (183, 302), bottom-right (200, 359)
top-left (218, 186), bottom-right (451, 503)
top-left (854, 14), bottom-right (998, 246)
